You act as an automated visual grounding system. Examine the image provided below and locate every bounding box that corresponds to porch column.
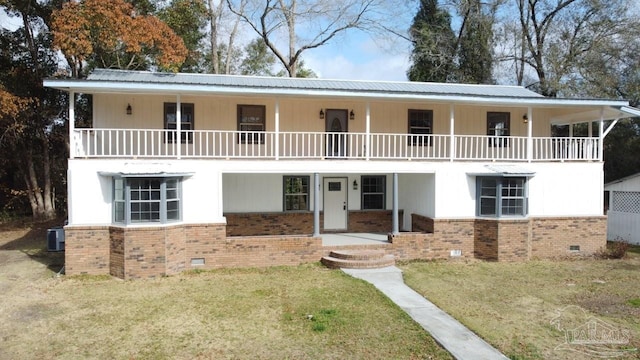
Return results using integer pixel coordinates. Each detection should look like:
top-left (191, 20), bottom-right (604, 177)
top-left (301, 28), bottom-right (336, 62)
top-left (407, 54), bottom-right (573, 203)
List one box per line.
top-left (527, 107), bottom-right (533, 162)
top-left (176, 94), bottom-right (181, 159)
top-left (313, 172), bottom-right (320, 237)
top-left (569, 122), bottom-right (573, 137)
top-left (69, 91), bottom-right (75, 160)
top-left (598, 108), bottom-right (604, 161)
top-left (365, 102), bottom-right (370, 160)
top-left (392, 173), bottom-right (399, 235)
top-left (588, 117), bottom-right (593, 138)
top-left (449, 105), bottom-right (455, 161)
top-left (275, 99), bottom-right (280, 160)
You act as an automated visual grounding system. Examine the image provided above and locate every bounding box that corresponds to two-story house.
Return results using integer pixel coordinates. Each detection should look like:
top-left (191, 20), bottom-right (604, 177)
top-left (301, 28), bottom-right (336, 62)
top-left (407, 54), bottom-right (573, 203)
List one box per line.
top-left (44, 69), bottom-right (640, 279)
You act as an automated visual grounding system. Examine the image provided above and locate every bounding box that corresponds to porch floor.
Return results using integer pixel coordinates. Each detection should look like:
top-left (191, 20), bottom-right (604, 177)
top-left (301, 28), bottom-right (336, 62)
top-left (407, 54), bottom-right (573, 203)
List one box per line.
top-left (321, 233), bottom-right (389, 246)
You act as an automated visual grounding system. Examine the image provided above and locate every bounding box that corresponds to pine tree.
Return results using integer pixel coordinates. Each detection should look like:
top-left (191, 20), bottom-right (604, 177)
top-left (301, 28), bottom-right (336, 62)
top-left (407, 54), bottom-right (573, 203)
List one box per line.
top-left (457, 0), bottom-right (493, 84)
top-left (407, 0), bottom-right (456, 82)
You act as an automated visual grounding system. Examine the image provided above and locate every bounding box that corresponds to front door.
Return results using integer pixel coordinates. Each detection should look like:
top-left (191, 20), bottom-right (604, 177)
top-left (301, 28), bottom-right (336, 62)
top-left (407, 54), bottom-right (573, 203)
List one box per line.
top-left (325, 109), bottom-right (348, 157)
top-left (323, 177), bottom-right (348, 230)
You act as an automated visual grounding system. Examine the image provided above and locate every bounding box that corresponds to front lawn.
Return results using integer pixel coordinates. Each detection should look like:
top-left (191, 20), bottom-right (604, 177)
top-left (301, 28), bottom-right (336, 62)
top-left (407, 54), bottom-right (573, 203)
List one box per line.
top-left (0, 221), bottom-right (451, 359)
top-left (401, 247), bottom-right (640, 359)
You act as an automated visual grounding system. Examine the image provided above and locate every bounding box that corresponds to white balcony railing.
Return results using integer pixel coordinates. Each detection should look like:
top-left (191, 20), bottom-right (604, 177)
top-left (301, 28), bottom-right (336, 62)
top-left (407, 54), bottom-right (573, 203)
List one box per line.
top-left (72, 129), bottom-right (600, 161)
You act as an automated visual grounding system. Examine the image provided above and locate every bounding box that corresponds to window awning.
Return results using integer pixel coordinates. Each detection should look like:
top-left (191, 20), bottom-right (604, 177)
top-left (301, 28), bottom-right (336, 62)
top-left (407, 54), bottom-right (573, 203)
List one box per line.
top-left (98, 171), bottom-right (194, 178)
top-left (467, 164), bottom-right (535, 177)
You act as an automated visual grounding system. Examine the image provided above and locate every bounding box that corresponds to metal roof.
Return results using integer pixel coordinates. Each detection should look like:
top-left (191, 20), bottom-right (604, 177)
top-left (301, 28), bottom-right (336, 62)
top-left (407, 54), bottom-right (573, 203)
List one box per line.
top-left (43, 69), bottom-right (640, 116)
top-left (84, 68), bottom-right (542, 98)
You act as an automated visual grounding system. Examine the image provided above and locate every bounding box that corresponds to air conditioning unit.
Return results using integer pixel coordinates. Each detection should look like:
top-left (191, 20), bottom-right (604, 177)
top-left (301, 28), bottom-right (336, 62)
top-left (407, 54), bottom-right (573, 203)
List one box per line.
top-left (47, 227), bottom-right (65, 252)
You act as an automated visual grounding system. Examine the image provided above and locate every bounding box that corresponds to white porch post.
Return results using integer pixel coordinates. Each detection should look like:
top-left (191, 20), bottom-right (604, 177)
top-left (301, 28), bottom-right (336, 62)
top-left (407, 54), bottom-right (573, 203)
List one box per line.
top-left (527, 107), bottom-right (533, 162)
top-left (598, 108), bottom-right (604, 161)
top-left (313, 173), bottom-right (320, 237)
top-left (176, 94), bottom-right (181, 159)
top-left (68, 91), bottom-right (75, 160)
top-left (275, 99), bottom-right (280, 160)
top-left (569, 122), bottom-right (574, 137)
top-left (392, 173), bottom-right (399, 235)
top-left (449, 105), bottom-right (455, 161)
top-left (365, 102), bottom-right (370, 160)
top-left (588, 117), bottom-right (593, 138)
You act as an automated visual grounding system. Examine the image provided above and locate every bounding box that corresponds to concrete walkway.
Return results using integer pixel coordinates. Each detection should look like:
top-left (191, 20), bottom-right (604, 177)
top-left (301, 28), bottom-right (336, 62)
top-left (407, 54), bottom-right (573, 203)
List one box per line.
top-left (342, 266), bottom-right (509, 360)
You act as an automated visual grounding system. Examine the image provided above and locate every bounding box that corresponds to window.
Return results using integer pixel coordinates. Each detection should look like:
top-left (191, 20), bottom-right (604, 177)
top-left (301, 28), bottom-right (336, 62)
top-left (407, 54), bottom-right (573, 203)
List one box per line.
top-left (113, 177), bottom-right (182, 224)
top-left (487, 112), bottom-right (510, 147)
top-left (238, 105), bottom-right (266, 144)
top-left (477, 177), bottom-right (527, 217)
top-left (361, 175), bottom-right (386, 210)
top-left (164, 103), bottom-right (194, 143)
top-left (283, 176), bottom-right (310, 211)
top-left (408, 109), bottom-right (433, 146)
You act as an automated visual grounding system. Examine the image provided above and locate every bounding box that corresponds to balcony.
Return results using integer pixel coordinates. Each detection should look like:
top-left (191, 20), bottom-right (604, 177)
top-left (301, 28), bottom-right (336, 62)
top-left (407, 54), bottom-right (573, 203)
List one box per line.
top-left (72, 129), bottom-right (600, 162)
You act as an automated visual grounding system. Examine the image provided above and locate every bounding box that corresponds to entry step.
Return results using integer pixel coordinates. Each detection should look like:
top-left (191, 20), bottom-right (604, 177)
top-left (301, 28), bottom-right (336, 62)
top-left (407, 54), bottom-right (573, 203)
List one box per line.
top-left (321, 250), bottom-right (395, 269)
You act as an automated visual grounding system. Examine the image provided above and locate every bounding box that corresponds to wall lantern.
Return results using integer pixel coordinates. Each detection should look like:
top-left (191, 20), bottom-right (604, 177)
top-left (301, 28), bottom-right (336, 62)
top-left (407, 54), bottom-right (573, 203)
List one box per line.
top-left (349, 110), bottom-right (355, 120)
top-left (353, 179), bottom-right (358, 190)
top-left (126, 104), bottom-right (132, 115)
top-left (522, 113), bottom-right (528, 123)
top-left (319, 109), bottom-right (325, 119)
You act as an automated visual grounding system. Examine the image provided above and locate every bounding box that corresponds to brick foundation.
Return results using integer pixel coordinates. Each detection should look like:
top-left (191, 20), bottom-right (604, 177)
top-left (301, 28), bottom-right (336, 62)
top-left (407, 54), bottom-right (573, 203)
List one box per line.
top-left (64, 215), bottom-right (606, 279)
top-left (65, 223), bottom-right (323, 279)
top-left (225, 210), bottom-right (402, 236)
top-left (530, 216), bottom-right (607, 258)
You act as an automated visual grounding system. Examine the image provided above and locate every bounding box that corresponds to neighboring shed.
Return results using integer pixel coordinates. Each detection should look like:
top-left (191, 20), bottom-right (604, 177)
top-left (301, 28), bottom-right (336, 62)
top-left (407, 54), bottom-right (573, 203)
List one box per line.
top-left (605, 173), bottom-right (640, 244)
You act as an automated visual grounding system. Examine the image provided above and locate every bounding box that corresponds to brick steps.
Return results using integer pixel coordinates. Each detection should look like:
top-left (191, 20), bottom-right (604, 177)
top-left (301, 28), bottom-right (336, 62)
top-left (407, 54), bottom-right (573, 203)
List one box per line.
top-left (321, 249), bottom-right (395, 269)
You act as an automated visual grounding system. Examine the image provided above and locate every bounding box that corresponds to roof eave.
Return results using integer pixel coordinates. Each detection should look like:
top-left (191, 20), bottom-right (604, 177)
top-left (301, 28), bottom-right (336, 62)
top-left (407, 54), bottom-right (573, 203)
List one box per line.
top-left (42, 79), bottom-right (631, 108)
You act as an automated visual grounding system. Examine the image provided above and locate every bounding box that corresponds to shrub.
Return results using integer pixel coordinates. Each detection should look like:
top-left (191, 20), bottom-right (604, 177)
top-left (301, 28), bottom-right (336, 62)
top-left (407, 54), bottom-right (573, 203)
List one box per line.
top-left (595, 241), bottom-right (631, 259)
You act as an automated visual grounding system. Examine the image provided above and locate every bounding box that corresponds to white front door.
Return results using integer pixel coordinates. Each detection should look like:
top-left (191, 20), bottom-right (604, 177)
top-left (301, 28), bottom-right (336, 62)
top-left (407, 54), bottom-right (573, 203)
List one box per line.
top-left (323, 178), bottom-right (348, 230)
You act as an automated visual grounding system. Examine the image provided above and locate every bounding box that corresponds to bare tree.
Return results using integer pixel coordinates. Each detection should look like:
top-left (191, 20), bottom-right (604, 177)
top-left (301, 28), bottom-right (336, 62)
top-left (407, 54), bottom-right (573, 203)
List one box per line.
top-left (496, 0), bottom-right (639, 97)
top-left (226, 0), bottom-right (408, 77)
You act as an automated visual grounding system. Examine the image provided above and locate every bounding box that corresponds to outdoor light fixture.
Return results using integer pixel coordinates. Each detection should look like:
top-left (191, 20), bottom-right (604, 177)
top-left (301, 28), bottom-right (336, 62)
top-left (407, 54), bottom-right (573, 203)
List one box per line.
top-left (126, 104), bottom-right (132, 115)
top-left (522, 114), bottom-right (528, 123)
top-left (349, 110), bottom-right (355, 120)
top-left (353, 179), bottom-right (358, 190)
top-left (319, 109), bottom-right (325, 119)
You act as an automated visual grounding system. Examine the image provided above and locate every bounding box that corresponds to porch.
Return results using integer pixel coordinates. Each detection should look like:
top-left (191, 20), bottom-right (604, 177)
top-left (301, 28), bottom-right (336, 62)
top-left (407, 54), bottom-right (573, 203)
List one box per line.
top-left (72, 129), bottom-right (601, 162)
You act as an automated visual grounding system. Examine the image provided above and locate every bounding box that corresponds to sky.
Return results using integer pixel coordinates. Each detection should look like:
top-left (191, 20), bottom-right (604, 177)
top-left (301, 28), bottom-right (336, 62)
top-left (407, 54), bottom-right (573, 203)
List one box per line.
top-left (304, 32), bottom-right (412, 82)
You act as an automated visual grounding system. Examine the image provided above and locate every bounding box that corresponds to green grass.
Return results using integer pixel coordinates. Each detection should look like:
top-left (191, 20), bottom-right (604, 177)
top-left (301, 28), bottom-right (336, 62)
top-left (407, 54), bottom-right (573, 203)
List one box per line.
top-left (400, 256), bottom-right (640, 360)
top-left (1, 262), bottom-right (452, 359)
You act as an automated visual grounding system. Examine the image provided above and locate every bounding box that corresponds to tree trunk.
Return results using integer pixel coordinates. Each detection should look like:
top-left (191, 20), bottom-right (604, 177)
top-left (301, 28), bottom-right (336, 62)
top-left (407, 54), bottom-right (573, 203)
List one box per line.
top-left (209, 0), bottom-right (220, 73)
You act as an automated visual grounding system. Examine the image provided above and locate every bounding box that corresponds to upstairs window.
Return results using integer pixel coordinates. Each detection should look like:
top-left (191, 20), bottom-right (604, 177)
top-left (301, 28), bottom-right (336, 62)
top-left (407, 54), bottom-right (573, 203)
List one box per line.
top-left (477, 177), bottom-right (527, 217)
top-left (164, 103), bottom-right (194, 143)
top-left (113, 177), bottom-right (182, 224)
top-left (238, 105), bottom-right (266, 144)
top-left (283, 176), bottom-right (310, 211)
top-left (361, 175), bottom-right (386, 210)
top-left (487, 112), bottom-right (510, 147)
top-left (408, 109), bottom-right (433, 146)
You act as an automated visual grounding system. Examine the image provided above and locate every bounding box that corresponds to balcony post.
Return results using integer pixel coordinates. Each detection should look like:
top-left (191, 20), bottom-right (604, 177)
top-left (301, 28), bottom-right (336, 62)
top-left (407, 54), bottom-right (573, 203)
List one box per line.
top-left (527, 107), bottom-right (533, 162)
top-left (313, 172), bottom-right (320, 237)
top-left (449, 105), bottom-right (455, 161)
top-left (69, 91), bottom-right (75, 159)
top-left (275, 98), bottom-right (280, 160)
top-left (598, 107), bottom-right (604, 161)
top-left (176, 94), bottom-right (181, 159)
top-left (392, 173), bottom-right (399, 235)
top-left (365, 102), bottom-right (370, 160)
